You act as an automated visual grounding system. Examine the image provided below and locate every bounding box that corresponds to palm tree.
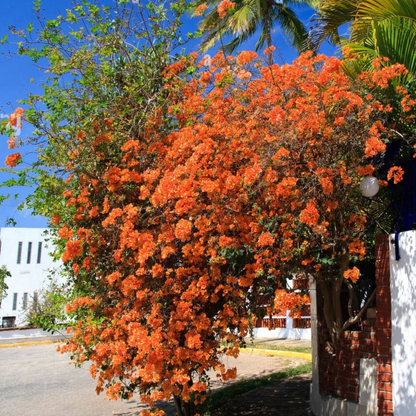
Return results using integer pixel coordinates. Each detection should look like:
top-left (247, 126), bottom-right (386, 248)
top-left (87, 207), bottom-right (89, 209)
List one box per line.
top-left (194, 0), bottom-right (320, 66)
top-left (310, 0), bottom-right (416, 75)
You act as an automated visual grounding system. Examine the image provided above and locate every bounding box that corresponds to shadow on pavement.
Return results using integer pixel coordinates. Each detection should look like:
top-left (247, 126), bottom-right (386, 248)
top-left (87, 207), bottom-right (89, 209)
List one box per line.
top-left (211, 374), bottom-right (312, 416)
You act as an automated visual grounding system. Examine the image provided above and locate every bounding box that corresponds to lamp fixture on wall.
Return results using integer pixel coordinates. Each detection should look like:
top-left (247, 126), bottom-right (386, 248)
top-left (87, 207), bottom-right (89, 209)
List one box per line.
top-left (360, 176), bottom-right (379, 198)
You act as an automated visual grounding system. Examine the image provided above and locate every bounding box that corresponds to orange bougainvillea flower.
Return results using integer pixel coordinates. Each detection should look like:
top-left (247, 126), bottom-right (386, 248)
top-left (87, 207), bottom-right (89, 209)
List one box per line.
top-left (8, 108), bottom-right (24, 127)
top-left (5, 152), bottom-right (21, 168)
top-left (319, 177), bottom-right (333, 195)
top-left (348, 238), bottom-right (366, 260)
top-left (194, 4), bottom-right (208, 16)
top-left (217, 0), bottom-right (235, 18)
top-left (299, 200), bottom-right (319, 227)
top-left (365, 136), bottom-right (386, 158)
top-left (219, 235), bottom-right (234, 247)
top-left (174, 219), bottom-right (192, 242)
top-left (357, 164), bottom-right (375, 177)
top-left (236, 51), bottom-right (258, 66)
top-left (62, 240), bottom-right (82, 263)
top-left (7, 136), bottom-right (19, 149)
top-left (387, 166), bottom-right (404, 184)
top-left (344, 267), bottom-right (360, 283)
top-left (263, 46), bottom-right (276, 55)
top-left (58, 226), bottom-right (74, 239)
top-left (257, 232), bottom-right (274, 247)
top-left (50, 212), bottom-right (62, 225)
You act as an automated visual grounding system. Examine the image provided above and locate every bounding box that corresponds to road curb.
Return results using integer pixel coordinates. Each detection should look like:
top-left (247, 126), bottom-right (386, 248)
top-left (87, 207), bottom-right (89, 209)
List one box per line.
top-left (239, 348), bottom-right (312, 361)
top-left (0, 341), bottom-right (312, 363)
top-left (0, 339), bottom-right (65, 348)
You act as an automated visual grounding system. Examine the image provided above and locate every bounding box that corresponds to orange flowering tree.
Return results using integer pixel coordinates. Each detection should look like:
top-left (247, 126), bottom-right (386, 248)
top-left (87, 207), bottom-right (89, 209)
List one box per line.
top-left (3, 3), bottom-right (416, 413)
top-left (50, 52), bottom-right (411, 414)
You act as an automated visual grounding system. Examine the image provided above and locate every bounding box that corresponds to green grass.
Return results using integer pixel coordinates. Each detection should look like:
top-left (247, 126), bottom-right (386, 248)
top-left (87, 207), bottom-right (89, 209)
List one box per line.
top-left (197, 363), bottom-right (312, 415)
top-left (242, 342), bottom-right (312, 354)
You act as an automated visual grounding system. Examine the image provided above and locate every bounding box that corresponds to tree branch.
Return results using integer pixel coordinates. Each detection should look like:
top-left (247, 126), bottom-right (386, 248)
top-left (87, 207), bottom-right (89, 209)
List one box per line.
top-left (342, 289), bottom-right (376, 332)
top-left (345, 279), bottom-right (354, 318)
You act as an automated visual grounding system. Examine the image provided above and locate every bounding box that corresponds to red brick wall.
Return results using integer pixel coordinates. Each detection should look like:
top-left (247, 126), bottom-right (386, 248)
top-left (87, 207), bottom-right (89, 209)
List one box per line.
top-left (319, 319), bottom-right (376, 402)
top-left (256, 317), bottom-right (287, 328)
top-left (292, 317), bottom-right (311, 328)
top-left (318, 235), bottom-right (393, 414)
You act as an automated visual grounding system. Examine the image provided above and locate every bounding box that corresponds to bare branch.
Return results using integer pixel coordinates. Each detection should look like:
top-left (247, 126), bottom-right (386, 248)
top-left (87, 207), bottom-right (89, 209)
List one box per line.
top-left (342, 289), bottom-right (376, 332)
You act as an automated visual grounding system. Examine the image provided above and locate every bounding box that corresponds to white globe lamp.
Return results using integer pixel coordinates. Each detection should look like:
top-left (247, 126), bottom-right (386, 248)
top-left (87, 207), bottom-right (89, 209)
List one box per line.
top-left (360, 176), bottom-right (379, 198)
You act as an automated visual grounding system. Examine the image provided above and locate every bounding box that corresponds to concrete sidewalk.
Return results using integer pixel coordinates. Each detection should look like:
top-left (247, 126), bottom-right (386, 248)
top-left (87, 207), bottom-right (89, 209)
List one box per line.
top-left (241, 337), bottom-right (312, 361)
top-left (245, 337), bottom-right (311, 348)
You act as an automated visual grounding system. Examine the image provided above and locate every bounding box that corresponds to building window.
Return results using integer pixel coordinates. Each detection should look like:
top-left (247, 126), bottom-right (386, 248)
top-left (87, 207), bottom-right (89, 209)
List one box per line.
top-left (17, 242), bottom-right (22, 264)
top-left (2, 316), bottom-right (16, 328)
top-left (37, 242), bottom-right (42, 264)
top-left (23, 293), bottom-right (28, 309)
top-left (27, 242), bottom-right (32, 264)
top-left (12, 293), bottom-right (18, 311)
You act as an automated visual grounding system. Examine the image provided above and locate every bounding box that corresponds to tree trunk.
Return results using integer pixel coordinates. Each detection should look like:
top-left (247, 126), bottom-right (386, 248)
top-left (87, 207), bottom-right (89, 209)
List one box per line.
top-left (265, 7), bottom-right (273, 66)
top-left (173, 391), bottom-right (196, 416)
top-left (174, 395), bottom-right (184, 416)
top-left (318, 278), bottom-right (343, 351)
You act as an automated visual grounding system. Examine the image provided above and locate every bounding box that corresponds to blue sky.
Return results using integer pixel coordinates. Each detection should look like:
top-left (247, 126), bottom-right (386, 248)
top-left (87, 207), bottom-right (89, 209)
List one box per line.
top-left (0, 0), bottom-right (335, 228)
top-left (0, 0), bottom-right (75, 228)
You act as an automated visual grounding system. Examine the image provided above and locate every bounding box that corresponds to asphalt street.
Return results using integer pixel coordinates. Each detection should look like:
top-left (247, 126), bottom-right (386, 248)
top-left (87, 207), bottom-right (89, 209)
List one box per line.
top-left (0, 342), bottom-right (308, 416)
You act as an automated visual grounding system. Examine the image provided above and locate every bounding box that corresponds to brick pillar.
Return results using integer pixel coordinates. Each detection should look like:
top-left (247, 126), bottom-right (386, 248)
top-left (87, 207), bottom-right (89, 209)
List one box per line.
top-left (375, 235), bottom-right (393, 415)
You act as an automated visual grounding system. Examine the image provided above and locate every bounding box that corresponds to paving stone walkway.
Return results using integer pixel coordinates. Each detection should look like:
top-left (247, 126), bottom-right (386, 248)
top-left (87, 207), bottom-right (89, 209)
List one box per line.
top-left (212, 373), bottom-right (312, 416)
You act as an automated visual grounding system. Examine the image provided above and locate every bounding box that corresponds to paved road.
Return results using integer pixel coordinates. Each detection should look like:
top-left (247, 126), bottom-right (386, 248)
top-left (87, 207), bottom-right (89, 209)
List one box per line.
top-left (0, 343), bottom-right (307, 416)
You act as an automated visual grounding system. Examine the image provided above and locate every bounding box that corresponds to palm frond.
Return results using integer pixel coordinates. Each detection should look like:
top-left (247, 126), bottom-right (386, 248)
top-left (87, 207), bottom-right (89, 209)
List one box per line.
top-left (196, 0), bottom-right (317, 55)
top-left (226, 2), bottom-right (258, 35)
top-left (357, 0), bottom-right (416, 23)
top-left (340, 56), bottom-right (371, 79)
top-left (309, 0), bottom-right (359, 50)
top-left (222, 17), bottom-right (259, 54)
top-left (281, 0), bottom-right (320, 7)
top-left (272, 5), bottom-right (309, 52)
top-left (198, 1), bottom-right (259, 54)
top-left (372, 18), bottom-right (416, 74)
top-left (341, 17), bottom-right (416, 79)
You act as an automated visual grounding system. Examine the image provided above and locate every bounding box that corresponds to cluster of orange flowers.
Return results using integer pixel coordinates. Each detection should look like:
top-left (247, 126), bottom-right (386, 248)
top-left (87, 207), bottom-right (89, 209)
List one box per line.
top-left (217, 0), bottom-right (235, 18)
top-left (4, 108), bottom-right (24, 168)
top-left (343, 267), bottom-right (360, 283)
top-left (387, 166), bottom-right (405, 184)
top-left (194, 4), bottom-right (208, 17)
top-left (4, 152), bottom-right (21, 168)
top-left (8, 107), bottom-right (24, 128)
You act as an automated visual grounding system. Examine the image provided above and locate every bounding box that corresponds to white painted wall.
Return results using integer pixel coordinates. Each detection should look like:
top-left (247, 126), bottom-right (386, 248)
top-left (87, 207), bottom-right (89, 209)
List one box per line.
top-left (310, 279), bottom-right (321, 415)
top-left (0, 327), bottom-right (64, 340)
top-left (252, 311), bottom-right (311, 340)
top-left (0, 228), bottom-right (63, 327)
top-left (390, 230), bottom-right (416, 416)
top-left (252, 327), bottom-right (311, 339)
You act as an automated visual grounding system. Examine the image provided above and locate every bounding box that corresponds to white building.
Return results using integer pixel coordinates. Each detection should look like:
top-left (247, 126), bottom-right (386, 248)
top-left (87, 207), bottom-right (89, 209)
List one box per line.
top-left (0, 227), bottom-right (62, 327)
